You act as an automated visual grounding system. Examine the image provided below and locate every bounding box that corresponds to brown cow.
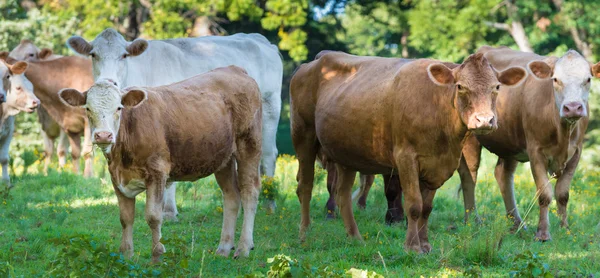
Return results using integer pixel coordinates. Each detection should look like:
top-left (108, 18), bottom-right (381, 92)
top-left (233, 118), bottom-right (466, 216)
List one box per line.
top-left (59, 66), bottom-right (262, 262)
top-left (290, 51), bottom-right (526, 253)
top-left (8, 41), bottom-right (70, 173)
top-left (0, 53), bottom-right (95, 177)
top-left (458, 46), bottom-right (600, 241)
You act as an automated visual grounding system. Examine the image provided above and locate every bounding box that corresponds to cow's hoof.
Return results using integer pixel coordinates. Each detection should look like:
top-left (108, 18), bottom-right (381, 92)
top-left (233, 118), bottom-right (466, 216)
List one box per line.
top-left (233, 246), bottom-right (251, 258)
top-left (216, 246), bottom-right (232, 257)
top-left (163, 212), bottom-right (179, 222)
top-left (534, 230), bottom-right (552, 242)
top-left (420, 242), bottom-right (432, 253)
top-left (404, 244), bottom-right (423, 254)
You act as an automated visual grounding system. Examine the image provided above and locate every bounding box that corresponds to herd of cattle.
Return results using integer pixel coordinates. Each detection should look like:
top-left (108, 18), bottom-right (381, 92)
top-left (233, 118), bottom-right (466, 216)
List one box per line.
top-left (0, 28), bottom-right (597, 262)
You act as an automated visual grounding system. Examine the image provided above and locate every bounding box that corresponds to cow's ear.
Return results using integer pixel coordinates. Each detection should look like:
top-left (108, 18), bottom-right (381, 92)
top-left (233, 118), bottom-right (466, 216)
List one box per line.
top-left (0, 52), bottom-right (8, 62)
top-left (121, 88), bottom-right (147, 108)
top-left (59, 88), bottom-right (87, 107)
top-left (527, 61), bottom-right (552, 80)
top-left (591, 62), bottom-right (600, 79)
top-left (496, 66), bottom-right (527, 87)
top-left (9, 61), bottom-right (28, 75)
top-left (38, 48), bottom-right (53, 60)
top-left (427, 63), bottom-right (455, 85)
top-left (67, 36), bottom-right (93, 56)
top-left (126, 39), bottom-right (148, 57)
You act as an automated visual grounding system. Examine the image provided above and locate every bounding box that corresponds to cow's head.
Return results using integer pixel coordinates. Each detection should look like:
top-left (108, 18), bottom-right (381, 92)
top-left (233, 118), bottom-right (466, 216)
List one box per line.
top-left (9, 39), bottom-right (54, 62)
top-left (532, 50), bottom-right (600, 124)
top-left (67, 28), bottom-right (148, 88)
top-left (0, 61), bottom-right (40, 114)
top-left (427, 53), bottom-right (527, 135)
top-left (59, 81), bottom-right (147, 152)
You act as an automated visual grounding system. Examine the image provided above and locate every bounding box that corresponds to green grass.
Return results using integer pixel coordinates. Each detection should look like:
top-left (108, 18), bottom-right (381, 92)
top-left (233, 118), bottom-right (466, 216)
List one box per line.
top-left (1, 151), bottom-right (600, 277)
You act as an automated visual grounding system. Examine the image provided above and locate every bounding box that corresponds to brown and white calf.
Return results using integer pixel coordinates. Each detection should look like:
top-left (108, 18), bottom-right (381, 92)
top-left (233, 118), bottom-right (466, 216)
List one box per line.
top-left (459, 46), bottom-right (600, 241)
top-left (0, 53), bottom-right (94, 177)
top-left (8, 41), bottom-right (70, 173)
top-left (0, 61), bottom-right (40, 187)
top-left (59, 66), bottom-right (262, 262)
top-left (290, 51), bottom-right (526, 253)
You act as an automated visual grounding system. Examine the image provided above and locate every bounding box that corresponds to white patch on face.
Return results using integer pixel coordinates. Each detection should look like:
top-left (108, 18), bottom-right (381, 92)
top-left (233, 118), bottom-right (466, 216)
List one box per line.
top-left (9, 43), bottom-right (39, 61)
top-left (85, 81), bottom-right (123, 145)
top-left (552, 50), bottom-right (592, 118)
top-left (89, 29), bottom-right (129, 87)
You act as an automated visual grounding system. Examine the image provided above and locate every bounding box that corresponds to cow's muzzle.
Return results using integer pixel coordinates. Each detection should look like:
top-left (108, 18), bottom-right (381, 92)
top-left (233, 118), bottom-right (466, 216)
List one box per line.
top-left (94, 131), bottom-right (114, 145)
top-left (468, 113), bottom-right (497, 135)
top-left (561, 101), bottom-right (586, 121)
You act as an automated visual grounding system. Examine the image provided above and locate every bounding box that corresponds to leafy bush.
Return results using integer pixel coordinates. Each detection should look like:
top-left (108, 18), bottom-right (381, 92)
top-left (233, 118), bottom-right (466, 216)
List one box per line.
top-left (248, 254), bottom-right (384, 278)
top-left (509, 251), bottom-right (552, 278)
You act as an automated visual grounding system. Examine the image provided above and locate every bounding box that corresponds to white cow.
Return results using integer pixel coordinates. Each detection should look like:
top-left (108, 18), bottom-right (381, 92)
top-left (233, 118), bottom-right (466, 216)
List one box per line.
top-left (0, 61), bottom-right (41, 187)
top-left (68, 28), bottom-right (283, 218)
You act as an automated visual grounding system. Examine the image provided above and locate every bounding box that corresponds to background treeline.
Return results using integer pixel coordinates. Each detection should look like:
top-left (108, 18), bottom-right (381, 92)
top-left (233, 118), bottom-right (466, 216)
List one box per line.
top-left (2, 0), bottom-right (600, 164)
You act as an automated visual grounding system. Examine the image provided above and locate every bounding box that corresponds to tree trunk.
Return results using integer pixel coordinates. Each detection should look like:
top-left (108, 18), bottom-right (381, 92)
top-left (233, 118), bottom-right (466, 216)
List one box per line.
top-left (504, 0), bottom-right (533, 52)
top-left (552, 0), bottom-right (594, 60)
top-left (401, 31), bottom-right (409, 58)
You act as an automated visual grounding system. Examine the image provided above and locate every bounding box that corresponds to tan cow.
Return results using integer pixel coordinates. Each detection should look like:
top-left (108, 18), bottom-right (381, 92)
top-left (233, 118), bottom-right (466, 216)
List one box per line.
top-left (458, 46), bottom-right (600, 241)
top-left (59, 66), bottom-right (262, 262)
top-left (0, 53), bottom-right (94, 177)
top-left (290, 51), bottom-right (526, 253)
top-left (0, 61), bottom-right (40, 186)
top-left (8, 41), bottom-right (70, 173)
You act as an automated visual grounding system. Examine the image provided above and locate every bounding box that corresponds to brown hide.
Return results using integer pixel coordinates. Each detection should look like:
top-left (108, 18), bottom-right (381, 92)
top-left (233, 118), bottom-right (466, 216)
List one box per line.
top-left (24, 57), bottom-right (92, 134)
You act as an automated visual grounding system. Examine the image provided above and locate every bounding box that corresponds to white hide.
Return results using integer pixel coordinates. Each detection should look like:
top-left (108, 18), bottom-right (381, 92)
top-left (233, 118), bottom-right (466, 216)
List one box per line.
top-left (552, 50), bottom-right (593, 118)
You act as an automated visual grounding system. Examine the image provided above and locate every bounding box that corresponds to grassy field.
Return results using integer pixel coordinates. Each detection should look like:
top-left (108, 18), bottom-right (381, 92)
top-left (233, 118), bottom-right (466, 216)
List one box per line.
top-left (1, 151), bottom-right (600, 277)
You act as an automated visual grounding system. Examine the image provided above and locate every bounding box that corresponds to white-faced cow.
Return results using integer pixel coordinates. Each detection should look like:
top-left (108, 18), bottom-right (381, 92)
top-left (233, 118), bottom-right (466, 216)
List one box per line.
top-left (68, 28), bottom-right (283, 218)
top-left (0, 61), bottom-right (40, 187)
top-left (59, 66), bottom-right (262, 261)
top-left (8, 41), bottom-right (70, 173)
top-left (291, 51), bottom-right (527, 253)
top-left (458, 46), bottom-right (600, 241)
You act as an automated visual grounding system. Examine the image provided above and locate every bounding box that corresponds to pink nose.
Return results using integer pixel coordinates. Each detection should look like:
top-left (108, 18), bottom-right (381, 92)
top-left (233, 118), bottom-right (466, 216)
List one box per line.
top-left (562, 102), bottom-right (585, 119)
top-left (31, 99), bottom-right (39, 107)
top-left (94, 131), bottom-right (113, 144)
top-left (474, 114), bottom-right (495, 129)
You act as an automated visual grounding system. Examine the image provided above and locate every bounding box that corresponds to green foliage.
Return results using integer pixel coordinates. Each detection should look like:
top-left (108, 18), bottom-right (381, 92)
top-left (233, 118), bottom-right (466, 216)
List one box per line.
top-left (261, 175), bottom-right (281, 201)
top-left (258, 253), bottom-right (383, 277)
top-left (509, 251), bottom-right (553, 278)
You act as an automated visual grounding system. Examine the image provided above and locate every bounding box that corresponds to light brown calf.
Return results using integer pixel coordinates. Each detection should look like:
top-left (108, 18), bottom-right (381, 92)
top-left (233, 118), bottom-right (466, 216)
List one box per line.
top-left (459, 46), bottom-right (600, 241)
top-left (59, 66), bottom-right (262, 262)
top-left (290, 51), bottom-right (526, 253)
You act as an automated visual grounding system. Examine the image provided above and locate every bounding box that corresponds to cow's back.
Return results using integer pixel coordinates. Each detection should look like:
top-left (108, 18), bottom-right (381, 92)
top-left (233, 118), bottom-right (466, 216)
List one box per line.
top-left (126, 34), bottom-right (282, 96)
top-left (118, 66), bottom-right (261, 180)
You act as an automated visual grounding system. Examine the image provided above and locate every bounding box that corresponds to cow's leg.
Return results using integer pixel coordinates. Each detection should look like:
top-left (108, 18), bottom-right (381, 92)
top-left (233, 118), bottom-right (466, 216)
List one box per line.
top-left (82, 120), bottom-right (94, 178)
top-left (555, 148), bottom-right (580, 228)
top-left (528, 151), bottom-right (552, 241)
top-left (57, 131), bottom-right (69, 169)
top-left (458, 134), bottom-right (482, 223)
top-left (395, 151), bottom-right (422, 253)
top-left (113, 184), bottom-right (136, 258)
top-left (41, 131), bottom-right (55, 174)
top-left (0, 142), bottom-right (10, 188)
top-left (495, 158), bottom-right (522, 230)
top-left (162, 183), bottom-right (178, 221)
top-left (234, 122), bottom-right (262, 258)
top-left (325, 162), bottom-right (338, 219)
top-left (215, 159), bottom-right (240, 257)
top-left (260, 92), bottom-right (281, 213)
top-left (418, 187), bottom-right (437, 253)
top-left (293, 128), bottom-right (318, 242)
top-left (384, 174), bottom-right (404, 224)
top-left (354, 174), bottom-right (374, 209)
top-left (66, 131), bottom-right (81, 175)
top-left (145, 173), bottom-right (166, 263)
top-left (334, 165), bottom-right (361, 240)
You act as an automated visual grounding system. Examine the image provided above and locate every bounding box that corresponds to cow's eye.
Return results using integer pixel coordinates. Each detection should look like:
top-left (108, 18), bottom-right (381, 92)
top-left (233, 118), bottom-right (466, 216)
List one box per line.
top-left (85, 107), bottom-right (90, 112)
top-left (29, 53), bottom-right (34, 57)
top-left (587, 77), bottom-right (591, 84)
top-left (117, 107), bottom-right (122, 112)
top-left (90, 53), bottom-right (96, 59)
top-left (457, 84), bottom-right (463, 90)
top-left (496, 85), bottom-right (500, 90)
top-left (121, 54), bottom-right (128, 59)
top-left (552, 77), bottom-right (558, 83)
